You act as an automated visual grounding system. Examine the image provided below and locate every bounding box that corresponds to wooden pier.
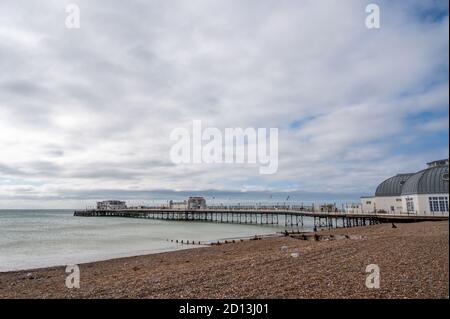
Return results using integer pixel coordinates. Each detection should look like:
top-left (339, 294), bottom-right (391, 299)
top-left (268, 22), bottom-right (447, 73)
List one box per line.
top-left (73, 208), bottom-right (448, 229)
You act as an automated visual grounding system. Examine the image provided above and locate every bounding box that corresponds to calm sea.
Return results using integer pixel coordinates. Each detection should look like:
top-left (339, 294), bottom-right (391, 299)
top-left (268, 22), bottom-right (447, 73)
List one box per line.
top-left (0, 209), bottom-right (315, 272)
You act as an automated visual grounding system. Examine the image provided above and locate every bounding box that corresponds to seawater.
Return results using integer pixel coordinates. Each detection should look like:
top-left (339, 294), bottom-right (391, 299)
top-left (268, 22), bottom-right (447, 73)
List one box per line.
top-left (0, 209), bottom-right (314, 272)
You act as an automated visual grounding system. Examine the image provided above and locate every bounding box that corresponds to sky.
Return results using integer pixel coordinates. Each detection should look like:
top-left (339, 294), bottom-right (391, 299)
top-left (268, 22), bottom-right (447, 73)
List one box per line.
top-left (0, 0), bottom-right (448, 208)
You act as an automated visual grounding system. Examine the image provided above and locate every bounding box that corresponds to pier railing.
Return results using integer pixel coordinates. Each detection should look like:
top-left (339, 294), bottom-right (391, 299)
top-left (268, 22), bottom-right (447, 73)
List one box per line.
top-left (74, 206), bottom-right (448, 229)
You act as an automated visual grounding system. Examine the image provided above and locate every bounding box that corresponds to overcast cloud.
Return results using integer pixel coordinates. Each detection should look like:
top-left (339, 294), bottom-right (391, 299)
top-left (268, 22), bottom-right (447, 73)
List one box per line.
top-left (0, 0), bottom-right (448, 208)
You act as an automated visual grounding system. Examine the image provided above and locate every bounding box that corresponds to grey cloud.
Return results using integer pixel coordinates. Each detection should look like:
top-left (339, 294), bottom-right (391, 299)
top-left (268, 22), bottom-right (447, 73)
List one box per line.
top-left (0, 187), bottom-right (361, 202)
top-left (0, 163), bottom-right (24, 176)
top-left (1, 80), bottom-right (46, 96)
top-left (0, 0), bottom-right (448, 207)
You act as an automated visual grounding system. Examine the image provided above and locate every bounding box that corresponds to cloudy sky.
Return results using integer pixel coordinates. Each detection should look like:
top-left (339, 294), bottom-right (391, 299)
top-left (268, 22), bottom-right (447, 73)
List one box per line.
top-left (0, 0), bottom-right (448, 208)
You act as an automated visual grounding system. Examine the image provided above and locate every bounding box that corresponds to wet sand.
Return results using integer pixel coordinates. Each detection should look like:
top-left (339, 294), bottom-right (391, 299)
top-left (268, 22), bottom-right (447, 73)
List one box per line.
top-left (0, 221), bottom-right (448, 299)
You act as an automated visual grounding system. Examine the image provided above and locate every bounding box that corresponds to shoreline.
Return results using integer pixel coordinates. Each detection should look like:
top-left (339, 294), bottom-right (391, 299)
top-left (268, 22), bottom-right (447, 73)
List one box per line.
top-left (0, 221), bottom-right (448, 298)
top-left (0, 232), bottom-right (286, 274)
top-left (0, 245), bottom-right (204, 274)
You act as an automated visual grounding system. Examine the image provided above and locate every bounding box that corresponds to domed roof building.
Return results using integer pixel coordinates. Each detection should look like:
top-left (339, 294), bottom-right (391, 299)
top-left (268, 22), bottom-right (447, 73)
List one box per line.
top-left (361, 159), bottom-right (449, 215)
top-left (401, 165), bottom-right (449, 196)
top-left (375, 174), bottom-right (415, 197)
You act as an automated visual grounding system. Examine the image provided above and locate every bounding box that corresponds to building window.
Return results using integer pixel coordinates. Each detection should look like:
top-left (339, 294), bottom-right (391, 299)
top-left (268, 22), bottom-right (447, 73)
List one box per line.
top-left (366, 201), bottom-right (371, 205)
top-left (438, 197), bottom-right (448, 212)
top-left (429, 197), bottom-right (446, 212)
top-left (406, 198), bottom-right (414, 213)
top-left (430, 197), bottom-right (438, 212)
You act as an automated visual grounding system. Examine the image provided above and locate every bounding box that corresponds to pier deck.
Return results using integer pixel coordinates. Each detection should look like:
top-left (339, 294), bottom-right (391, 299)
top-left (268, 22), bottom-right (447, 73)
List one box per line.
top-left (73, 208), bottom-right (448, 228)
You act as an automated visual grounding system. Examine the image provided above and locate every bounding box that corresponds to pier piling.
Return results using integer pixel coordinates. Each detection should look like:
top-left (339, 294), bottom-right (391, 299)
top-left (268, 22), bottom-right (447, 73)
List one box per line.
top-left (74, 208), bottom-right (448, 229)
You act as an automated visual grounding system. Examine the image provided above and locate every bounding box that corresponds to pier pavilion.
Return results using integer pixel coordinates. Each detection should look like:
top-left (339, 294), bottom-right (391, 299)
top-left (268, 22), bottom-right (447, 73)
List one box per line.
top-left (361, 159), bottom-right (449, 215)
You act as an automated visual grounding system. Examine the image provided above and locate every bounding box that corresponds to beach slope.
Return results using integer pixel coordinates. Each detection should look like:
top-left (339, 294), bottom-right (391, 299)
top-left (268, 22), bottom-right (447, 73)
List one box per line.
top-left (0, 221), bottom-right (448, 298)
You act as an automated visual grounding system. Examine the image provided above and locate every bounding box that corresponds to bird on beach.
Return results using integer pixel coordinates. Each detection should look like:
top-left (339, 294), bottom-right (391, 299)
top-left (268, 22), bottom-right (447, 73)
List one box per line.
top-left (392, 223), bottom-right (397, 228)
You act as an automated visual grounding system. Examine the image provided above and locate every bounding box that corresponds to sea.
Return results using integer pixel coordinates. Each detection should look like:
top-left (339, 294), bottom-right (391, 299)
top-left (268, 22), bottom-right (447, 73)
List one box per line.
top-left (0, 209), bottom-right (317, 272)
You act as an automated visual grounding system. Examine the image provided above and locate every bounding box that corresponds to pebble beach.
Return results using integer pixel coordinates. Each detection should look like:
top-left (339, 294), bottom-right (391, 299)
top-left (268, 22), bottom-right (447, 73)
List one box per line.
top-left (0, 221), bottom-right (448, 299)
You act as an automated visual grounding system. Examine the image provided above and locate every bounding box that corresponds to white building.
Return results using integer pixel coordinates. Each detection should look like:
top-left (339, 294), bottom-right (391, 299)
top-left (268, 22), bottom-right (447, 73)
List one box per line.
top-left (96, 200), bottom-right (127, 210)
top-left (360, 196), bottom-right (375, 213)
top-left (187, 197), bottom-right (207, 209)
top-left (344, 203), bottom-right (362, 214)
top-left (361, 159), bottom-right (449, 215)
top-left (373, 173), bottom-right (413, 214)
top-left (169, 200), bottom-right (188, 209)
top-left (168, 197), bottom-right (207, 209)
top-left (401, 160), bottom-right (449, 215)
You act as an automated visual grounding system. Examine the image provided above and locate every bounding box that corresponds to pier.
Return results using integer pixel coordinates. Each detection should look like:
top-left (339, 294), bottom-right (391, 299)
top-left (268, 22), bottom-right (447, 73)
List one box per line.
top-left (73, 207), bottom-right (449, 229)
